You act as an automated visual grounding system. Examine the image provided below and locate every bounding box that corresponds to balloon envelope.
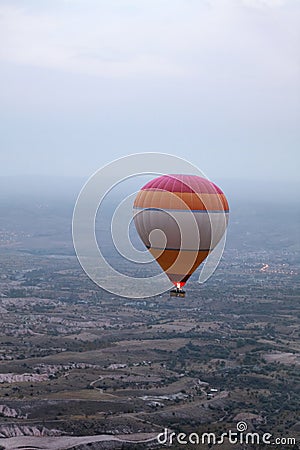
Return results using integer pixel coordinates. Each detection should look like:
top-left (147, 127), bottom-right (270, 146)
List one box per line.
top-left (133, 174), bottom-right (229, 288)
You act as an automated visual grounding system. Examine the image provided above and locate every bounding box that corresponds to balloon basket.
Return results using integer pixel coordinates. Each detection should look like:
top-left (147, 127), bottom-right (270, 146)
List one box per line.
top-left (170, 288), bottom-right (186, 298)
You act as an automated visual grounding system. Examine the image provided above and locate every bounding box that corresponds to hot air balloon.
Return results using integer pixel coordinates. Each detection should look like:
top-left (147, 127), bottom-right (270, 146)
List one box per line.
top-left (133, 174), bottom-right (229, 297)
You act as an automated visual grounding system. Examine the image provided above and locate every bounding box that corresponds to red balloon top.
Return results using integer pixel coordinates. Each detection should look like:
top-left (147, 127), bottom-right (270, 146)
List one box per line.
top-left (141, 174), bottom-right (224, 195)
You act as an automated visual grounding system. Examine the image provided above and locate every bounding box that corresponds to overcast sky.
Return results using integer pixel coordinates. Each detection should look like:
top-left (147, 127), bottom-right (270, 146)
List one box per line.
top-left (0, 0), bottom-right (299, 183)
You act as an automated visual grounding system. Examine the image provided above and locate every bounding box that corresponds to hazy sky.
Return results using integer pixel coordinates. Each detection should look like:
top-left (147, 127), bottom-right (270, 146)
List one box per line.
top-left (0, 0), bottom-right (299, 183)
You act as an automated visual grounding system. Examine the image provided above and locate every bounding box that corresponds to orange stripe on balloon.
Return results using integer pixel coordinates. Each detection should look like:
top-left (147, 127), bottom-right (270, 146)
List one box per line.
top-left (134, 191), bottom-right (228, 211)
